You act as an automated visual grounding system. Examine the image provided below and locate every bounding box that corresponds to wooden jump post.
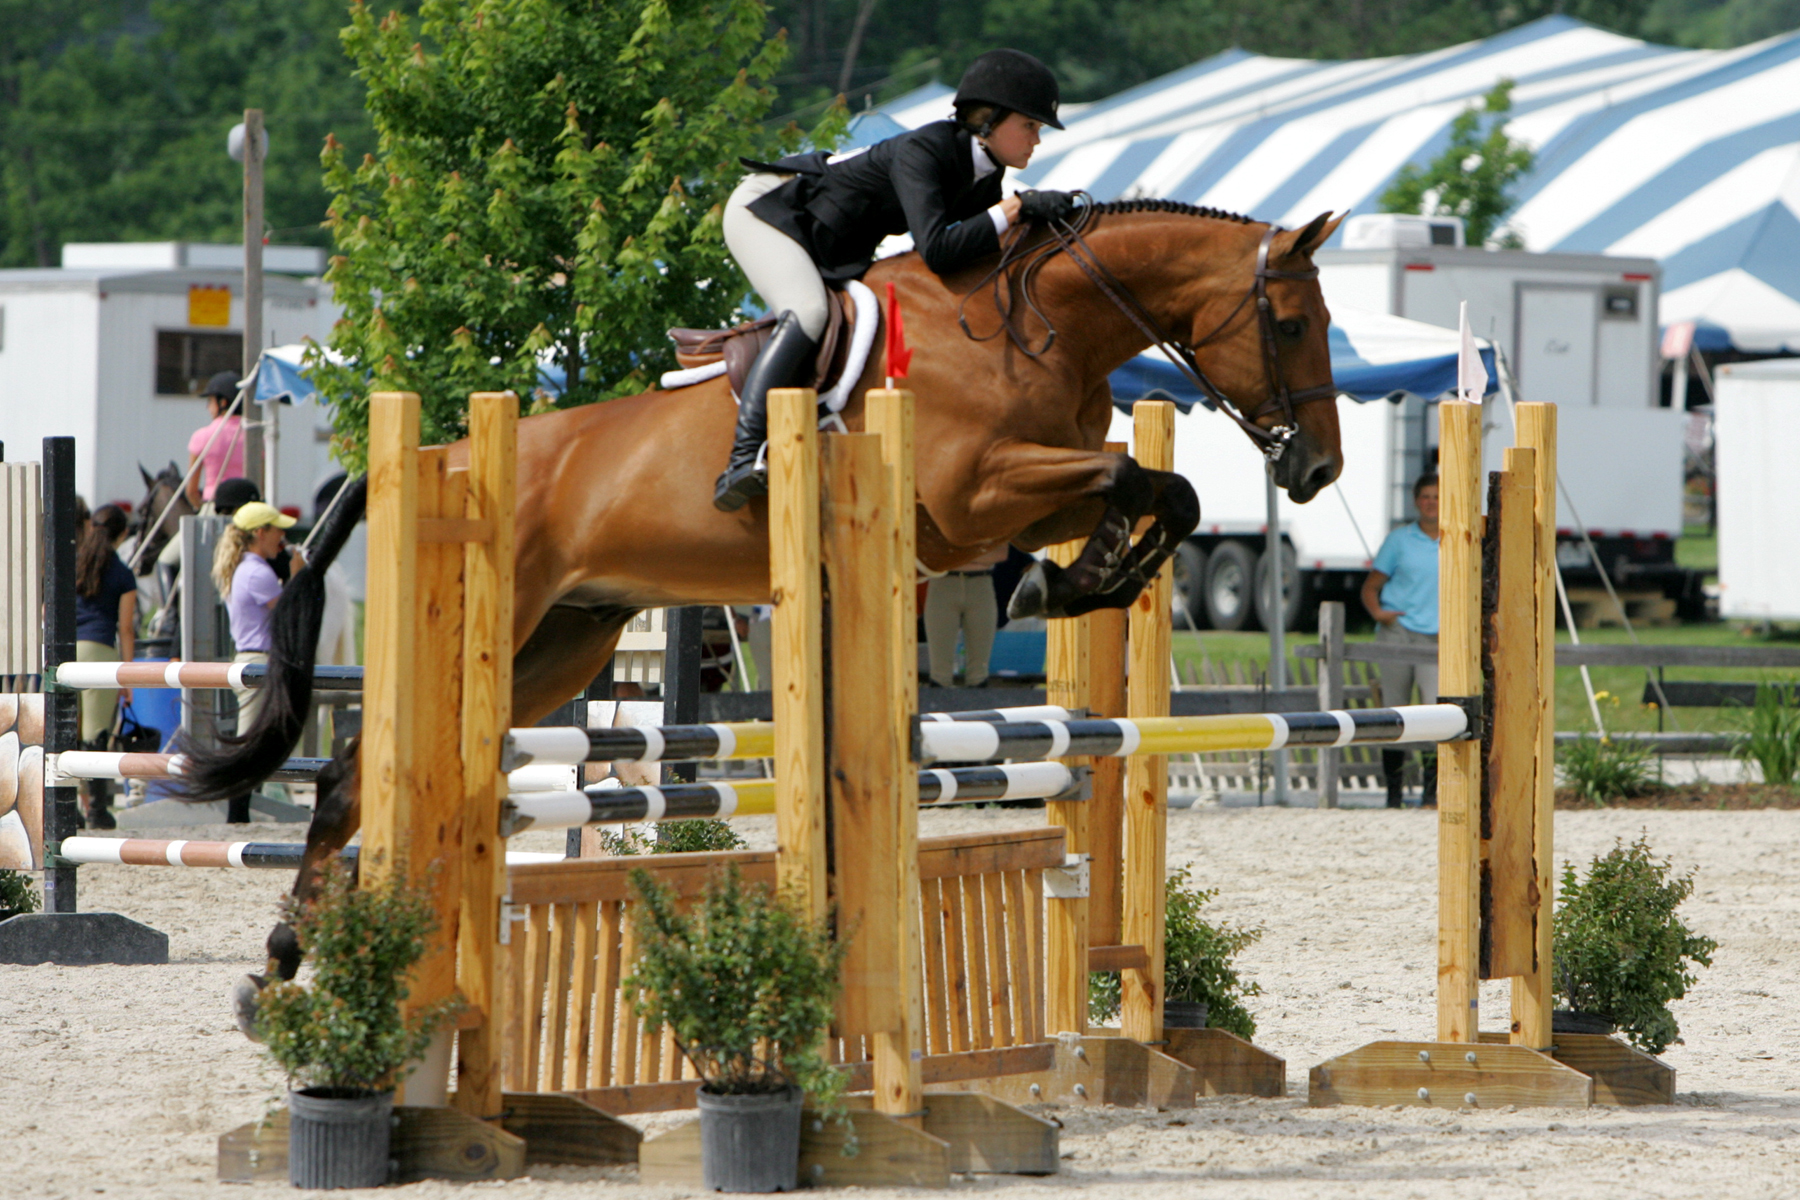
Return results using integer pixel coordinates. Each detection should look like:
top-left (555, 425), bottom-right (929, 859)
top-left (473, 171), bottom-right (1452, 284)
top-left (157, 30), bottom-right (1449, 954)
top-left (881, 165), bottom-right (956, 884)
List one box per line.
top-left (1310, 401), bottom-right (1675, 1108)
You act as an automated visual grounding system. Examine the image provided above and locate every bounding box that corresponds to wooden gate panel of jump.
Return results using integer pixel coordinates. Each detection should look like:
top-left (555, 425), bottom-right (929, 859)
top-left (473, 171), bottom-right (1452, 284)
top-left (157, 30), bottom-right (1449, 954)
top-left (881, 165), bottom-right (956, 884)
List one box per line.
top-left (497, 827), bottom-right (1059, 1112)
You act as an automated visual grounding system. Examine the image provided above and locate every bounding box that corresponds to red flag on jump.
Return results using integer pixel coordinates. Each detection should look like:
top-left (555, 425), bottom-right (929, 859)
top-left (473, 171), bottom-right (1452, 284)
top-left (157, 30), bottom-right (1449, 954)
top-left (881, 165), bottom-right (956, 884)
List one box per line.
top-left (884, 281), bottom-right (912, 384)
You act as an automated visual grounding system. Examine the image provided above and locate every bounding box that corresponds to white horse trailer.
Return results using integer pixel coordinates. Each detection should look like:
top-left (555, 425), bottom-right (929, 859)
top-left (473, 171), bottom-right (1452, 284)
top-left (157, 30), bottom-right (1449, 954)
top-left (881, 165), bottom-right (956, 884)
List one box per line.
top-left (1128, 247), bottom-right (1694, 631)
top-left (1716, 359), bottom-right (1800, 622)
top-left (0, 254), bottom-right (339, 515)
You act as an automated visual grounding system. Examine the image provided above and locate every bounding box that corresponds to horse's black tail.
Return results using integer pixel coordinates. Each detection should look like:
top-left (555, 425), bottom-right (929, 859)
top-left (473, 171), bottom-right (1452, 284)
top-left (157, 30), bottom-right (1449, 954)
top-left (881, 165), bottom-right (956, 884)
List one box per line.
top-left (175, 477), bottom-right (367, 804)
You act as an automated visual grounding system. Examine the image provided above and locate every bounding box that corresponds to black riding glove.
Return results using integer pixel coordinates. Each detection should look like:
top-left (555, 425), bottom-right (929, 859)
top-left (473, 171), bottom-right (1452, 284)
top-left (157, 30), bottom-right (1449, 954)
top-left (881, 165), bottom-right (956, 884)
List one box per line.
top-left (1017, 189), bottom-right (1078, 225)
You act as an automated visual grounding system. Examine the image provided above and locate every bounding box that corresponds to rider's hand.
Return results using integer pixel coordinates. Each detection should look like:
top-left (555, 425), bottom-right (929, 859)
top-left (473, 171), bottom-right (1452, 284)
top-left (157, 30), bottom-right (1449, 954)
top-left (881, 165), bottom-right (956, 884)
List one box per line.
top-left (1018, 190), bottom-right (1078, 225)
top-left (1375, 609), bottom-right (1404, 627)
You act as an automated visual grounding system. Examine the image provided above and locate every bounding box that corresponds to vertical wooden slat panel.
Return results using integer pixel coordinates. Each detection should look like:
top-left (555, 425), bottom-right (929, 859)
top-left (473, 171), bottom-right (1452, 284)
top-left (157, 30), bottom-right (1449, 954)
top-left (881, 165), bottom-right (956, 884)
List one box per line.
top-left (590, 900), bottom-right (622, 1088)
top-left (1437, 400), bottom-right (1483, 1044)
top-left (961, 875), bottom-right (992, 1050)
top-left (568, 901), bottom-right (599, 1089)
top-left (981, 871), bottom-right (1013, 1046)
top-left (1005, 869), bottom-right (1037, 1043)
top-left (920, 879), bottom-right (950, 1055)
top-left (940, 877), bottom-right (971, 1052)
top-left (544, 903), bottom-right (576, 1091)
top-left (1026, 867), bottom-right (1047, 1039)
top-left (503, 919), bottom-right (527, 1091)
top-left (523, 905), bottom-right (552, 1091)
top-left (617, 903), bottom-right (640, 1084)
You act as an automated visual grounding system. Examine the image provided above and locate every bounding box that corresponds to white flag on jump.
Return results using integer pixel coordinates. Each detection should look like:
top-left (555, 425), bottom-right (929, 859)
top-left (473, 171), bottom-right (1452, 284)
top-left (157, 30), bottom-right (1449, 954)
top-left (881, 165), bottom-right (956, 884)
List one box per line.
top-left (1457, 300), bottom-right (1487, 404)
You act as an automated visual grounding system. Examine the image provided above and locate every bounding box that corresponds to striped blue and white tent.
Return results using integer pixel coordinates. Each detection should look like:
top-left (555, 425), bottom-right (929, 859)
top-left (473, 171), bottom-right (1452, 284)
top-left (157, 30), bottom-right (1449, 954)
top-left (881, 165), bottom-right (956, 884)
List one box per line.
top-left (877, 17), bottom-right (1800, 352)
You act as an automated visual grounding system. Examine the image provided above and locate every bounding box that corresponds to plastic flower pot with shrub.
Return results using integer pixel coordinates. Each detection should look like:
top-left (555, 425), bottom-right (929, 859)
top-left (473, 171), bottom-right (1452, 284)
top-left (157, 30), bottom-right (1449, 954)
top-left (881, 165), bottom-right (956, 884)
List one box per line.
top-left (254, 861), bottom-right (459, 1189)
top-left (627, 865), bottom-right (848, 1193)
top-left (1090, 867), bottom-right (1263, 1038)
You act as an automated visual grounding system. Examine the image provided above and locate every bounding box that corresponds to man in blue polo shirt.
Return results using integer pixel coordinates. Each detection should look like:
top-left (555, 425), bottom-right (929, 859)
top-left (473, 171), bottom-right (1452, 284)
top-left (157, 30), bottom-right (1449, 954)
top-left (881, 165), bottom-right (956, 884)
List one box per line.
top-left (1362, 473), bottom-right (1440, 808)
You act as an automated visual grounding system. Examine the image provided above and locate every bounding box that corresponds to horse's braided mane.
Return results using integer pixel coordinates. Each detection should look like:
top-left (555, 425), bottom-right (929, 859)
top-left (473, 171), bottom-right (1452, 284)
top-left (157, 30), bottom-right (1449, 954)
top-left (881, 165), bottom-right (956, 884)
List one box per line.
top-left (1086, 197), bottom-right (1258, 224)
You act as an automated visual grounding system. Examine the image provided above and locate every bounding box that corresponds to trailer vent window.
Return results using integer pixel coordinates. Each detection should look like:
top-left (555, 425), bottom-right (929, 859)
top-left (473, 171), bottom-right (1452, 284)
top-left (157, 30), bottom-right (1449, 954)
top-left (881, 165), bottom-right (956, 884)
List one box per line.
top-left (156, 330), bottom-right (243, 397)
top-left (1602, 286), bottom-right (1638, 320)
top-left (1428, 223), bottom-right (1458, 246)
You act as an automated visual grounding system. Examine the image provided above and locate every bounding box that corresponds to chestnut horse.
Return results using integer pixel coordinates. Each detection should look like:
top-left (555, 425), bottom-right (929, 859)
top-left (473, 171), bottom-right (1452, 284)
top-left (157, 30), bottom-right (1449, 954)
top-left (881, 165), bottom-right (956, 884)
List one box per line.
top-left (183, 201), bottom-right (1346, 1006)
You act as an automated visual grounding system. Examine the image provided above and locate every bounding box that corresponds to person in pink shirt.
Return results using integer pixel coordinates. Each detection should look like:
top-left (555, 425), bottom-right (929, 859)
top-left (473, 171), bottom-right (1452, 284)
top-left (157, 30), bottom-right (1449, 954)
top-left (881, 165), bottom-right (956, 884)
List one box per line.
top-left (185, 371), bottom-right (247, 506)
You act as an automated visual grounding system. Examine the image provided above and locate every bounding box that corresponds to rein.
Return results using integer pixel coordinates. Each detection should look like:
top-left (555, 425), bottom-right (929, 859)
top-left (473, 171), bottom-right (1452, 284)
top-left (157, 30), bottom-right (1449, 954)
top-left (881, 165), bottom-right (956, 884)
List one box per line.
top-left (957, 198), bottom-right (1336, 462)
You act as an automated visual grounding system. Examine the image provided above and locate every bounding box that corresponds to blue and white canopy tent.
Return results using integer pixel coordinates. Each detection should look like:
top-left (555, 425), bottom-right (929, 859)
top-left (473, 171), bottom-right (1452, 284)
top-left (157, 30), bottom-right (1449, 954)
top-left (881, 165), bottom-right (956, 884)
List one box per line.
top-left (875, 17), bottom-right (1800, 354)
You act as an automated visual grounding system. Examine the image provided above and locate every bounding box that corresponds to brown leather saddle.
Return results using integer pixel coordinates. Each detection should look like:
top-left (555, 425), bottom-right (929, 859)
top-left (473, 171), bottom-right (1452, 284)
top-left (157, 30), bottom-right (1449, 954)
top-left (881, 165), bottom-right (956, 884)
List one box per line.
top-left (667, 286), bottom-right (855, 398)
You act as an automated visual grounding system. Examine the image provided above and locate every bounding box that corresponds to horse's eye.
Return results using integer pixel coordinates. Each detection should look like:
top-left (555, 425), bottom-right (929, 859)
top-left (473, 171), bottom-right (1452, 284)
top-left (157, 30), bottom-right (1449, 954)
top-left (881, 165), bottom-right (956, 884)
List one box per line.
top-left (1277, 318), bottom-right (1303, 338)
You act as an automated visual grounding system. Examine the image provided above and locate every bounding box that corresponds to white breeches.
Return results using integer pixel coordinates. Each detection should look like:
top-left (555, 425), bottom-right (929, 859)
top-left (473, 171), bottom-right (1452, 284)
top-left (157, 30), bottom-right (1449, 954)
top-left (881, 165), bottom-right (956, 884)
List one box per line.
top-left (723, 173), bottom-right (831, 340)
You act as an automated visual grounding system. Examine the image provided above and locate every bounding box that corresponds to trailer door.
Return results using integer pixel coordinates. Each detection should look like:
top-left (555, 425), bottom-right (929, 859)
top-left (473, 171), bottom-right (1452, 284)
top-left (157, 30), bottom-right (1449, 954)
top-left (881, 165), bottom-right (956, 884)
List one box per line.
top-left (1515, 285), bottom-right (1596, 407)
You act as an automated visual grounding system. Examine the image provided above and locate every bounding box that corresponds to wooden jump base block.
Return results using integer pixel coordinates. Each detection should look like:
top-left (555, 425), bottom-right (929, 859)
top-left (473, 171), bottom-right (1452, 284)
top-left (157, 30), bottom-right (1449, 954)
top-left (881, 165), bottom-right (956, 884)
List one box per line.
top-left (51, 661), bottom-right (364, 691)
top-left (1307, 402), bottom-right (1676, 1110)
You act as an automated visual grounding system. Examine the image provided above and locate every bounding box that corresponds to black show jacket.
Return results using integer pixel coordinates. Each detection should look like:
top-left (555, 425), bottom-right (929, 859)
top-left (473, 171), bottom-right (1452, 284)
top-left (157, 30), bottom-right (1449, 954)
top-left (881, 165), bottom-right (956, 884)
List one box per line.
top-left (745, 120), bottom-right (1005, 282)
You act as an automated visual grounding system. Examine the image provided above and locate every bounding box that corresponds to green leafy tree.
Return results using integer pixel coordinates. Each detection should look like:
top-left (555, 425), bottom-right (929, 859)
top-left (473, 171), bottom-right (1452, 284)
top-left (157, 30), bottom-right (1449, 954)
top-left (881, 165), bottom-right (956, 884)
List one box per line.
top-left (312, 0), bottom-right (845, 466)
top-left (1379, 79), bottom-right (1535, 247)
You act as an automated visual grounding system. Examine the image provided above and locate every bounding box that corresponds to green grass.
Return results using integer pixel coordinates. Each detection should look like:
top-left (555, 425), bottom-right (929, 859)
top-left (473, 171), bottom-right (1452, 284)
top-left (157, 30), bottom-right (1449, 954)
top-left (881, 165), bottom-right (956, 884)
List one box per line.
top-left (1676, 526), bottom-right (1716, 573)
top-left (1175, 621), bottom-right (1800, 736)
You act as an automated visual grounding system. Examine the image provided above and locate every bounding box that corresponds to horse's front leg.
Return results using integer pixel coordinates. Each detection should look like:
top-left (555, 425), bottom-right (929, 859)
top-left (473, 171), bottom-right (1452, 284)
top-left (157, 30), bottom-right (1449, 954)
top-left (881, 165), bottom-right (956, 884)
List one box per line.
top-left (232, 740), bottom-right (363, 1038)
top-left (1000, 454), bottom-right (1198, 621)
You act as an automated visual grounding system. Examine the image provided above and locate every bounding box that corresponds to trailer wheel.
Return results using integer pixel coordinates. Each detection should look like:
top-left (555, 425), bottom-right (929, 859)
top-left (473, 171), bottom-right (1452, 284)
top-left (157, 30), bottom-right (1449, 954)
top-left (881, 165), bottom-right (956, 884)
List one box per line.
top-left (1255, 543), bottom-right (1318, 632)
top-left (1203, 541), bottom-right (1257, 631)
top-left (1172, 543), bottom-right (1209, 630)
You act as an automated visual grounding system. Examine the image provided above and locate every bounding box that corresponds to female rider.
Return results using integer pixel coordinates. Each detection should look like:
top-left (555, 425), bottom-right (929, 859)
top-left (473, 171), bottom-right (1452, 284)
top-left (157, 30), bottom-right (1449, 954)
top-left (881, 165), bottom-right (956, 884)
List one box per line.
top-left (713, 48), bottom-right (1081, 511)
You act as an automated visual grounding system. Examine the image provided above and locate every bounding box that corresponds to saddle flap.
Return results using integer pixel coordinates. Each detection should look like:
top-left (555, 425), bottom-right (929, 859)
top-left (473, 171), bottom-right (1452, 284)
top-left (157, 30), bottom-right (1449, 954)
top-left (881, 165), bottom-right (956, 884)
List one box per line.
top-left (665, 288), bottom-right (857, 397)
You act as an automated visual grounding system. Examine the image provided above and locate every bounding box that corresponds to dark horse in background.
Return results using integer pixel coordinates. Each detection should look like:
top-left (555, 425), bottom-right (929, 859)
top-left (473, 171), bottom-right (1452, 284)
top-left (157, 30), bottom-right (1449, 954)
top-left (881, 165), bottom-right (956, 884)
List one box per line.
top-left (125, 463), bottom-right (197, 645)
top-left (179, 202), bottom-right (1347, 1023)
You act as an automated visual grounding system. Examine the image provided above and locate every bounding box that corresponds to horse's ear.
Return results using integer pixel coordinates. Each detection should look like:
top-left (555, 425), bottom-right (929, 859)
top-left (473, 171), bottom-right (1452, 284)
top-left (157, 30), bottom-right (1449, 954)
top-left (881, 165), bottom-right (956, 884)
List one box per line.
top-left (139, 464), bottom-right (154, 487)
top-left (1281, 211), bottom-right (1345, 258)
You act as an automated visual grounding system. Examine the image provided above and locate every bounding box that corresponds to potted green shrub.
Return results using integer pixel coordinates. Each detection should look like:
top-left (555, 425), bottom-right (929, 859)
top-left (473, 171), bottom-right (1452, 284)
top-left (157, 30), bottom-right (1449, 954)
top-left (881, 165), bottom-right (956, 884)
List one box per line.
top-left (1553, 834), bottom-right (1717, 1054)
top-left (1089, 867), bottom-right (1263, 1038)
top-left (255, 861), bottom-right (459, 1189)
top-left (627, 865), bottom-right (847, 1193)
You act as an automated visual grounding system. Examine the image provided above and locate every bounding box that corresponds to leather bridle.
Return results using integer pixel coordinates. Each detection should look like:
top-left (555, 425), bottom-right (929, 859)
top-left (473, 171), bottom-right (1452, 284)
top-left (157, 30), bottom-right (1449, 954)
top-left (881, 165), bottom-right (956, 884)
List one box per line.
top-left (957, 197), bottom-right (1337, 462)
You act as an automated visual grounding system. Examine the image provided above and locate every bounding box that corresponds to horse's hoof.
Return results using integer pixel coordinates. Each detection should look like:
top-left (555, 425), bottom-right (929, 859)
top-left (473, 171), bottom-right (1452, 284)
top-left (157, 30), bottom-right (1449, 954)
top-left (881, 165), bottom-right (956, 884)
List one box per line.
top-left (1007, 561), bottom-right (1070, 622)
top-left (1008, 563), bottom-right (1050, 621)
top-left (232, 974), bottom-right (268, 1041)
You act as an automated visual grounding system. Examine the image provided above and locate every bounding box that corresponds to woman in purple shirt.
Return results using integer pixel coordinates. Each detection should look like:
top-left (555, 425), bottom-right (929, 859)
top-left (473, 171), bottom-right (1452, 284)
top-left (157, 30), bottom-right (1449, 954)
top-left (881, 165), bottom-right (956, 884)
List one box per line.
top-left (211, 502), bottom-right (302, 821)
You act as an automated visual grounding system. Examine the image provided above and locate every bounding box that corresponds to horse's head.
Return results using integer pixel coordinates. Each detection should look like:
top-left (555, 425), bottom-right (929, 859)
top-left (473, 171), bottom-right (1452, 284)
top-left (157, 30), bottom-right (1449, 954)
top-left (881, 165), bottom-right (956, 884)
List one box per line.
top-left (127, 461), bottom-right (190, 572)
top-left (1189, 211), bottom-right (1344, 504)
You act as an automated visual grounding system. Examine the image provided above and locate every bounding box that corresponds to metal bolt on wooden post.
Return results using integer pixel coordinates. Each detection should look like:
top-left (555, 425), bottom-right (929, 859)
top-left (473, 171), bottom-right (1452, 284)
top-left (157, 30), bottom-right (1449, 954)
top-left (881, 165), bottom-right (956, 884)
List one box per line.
top-left (1436, 401), bottom-right (1482, 1044)
top-left (1122, 401), bottom-right (1174, 1044)
top-left (1512, 403), bottom-right (1558, 1049)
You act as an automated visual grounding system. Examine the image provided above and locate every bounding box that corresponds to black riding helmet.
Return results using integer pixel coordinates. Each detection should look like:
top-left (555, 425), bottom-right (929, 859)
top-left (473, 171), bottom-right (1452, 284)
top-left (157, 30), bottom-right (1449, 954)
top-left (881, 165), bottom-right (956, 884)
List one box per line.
top-left (955, 49), bottom-right (1064, 131)
top-left (201, 370), bottom-right (242, 400)
top-left (211, 477), bottom-right (262, 516)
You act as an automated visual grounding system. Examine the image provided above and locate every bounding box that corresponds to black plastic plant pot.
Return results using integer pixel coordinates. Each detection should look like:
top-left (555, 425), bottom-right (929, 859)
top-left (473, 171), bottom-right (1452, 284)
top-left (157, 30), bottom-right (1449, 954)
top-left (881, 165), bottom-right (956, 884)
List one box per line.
top-left (696, 1084), bottom-right (804, 1193)
top-left (288, 1087), bottom-right (394, 1189)
top-left (1552, 1009), bottom-right (1616, 1036)
top-left (1164, 1000), bottom-right (1210, 1030)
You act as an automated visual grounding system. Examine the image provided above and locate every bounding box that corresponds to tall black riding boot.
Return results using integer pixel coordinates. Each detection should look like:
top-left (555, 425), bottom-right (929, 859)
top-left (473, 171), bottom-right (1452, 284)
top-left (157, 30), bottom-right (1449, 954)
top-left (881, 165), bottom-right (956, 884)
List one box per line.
top-left (1420, 750), bottom-right (1438, 809)
top-left (1382, 749), bottom-right (1406, 808)
top-left (713, 311), bottom-right (819, 512)
top-left (86, 777), bottom-right (117, 830)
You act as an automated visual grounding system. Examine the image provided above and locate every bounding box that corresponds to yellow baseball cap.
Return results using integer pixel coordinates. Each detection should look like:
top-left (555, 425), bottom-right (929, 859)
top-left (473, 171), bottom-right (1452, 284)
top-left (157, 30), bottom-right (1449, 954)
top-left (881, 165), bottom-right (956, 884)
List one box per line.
top-left (232, 501), bottom-right (297, 532)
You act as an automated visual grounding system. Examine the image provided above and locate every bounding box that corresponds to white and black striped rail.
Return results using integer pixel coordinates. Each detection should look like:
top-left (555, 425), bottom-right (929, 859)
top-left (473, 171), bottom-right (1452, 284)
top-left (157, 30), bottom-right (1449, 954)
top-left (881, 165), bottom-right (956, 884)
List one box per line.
top-left (502, 705), bottom-right (1079, 771)
top-left (500, 762), bottom-right (1083, 835)
top-left (58, 837), bottom-right (563, 869)
top-left (52, 751), bottom-right (330, 782)
top-left (913, 704), bottom-right (1471, 764)
top-left (52, 662), bottom-right (364, 691)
